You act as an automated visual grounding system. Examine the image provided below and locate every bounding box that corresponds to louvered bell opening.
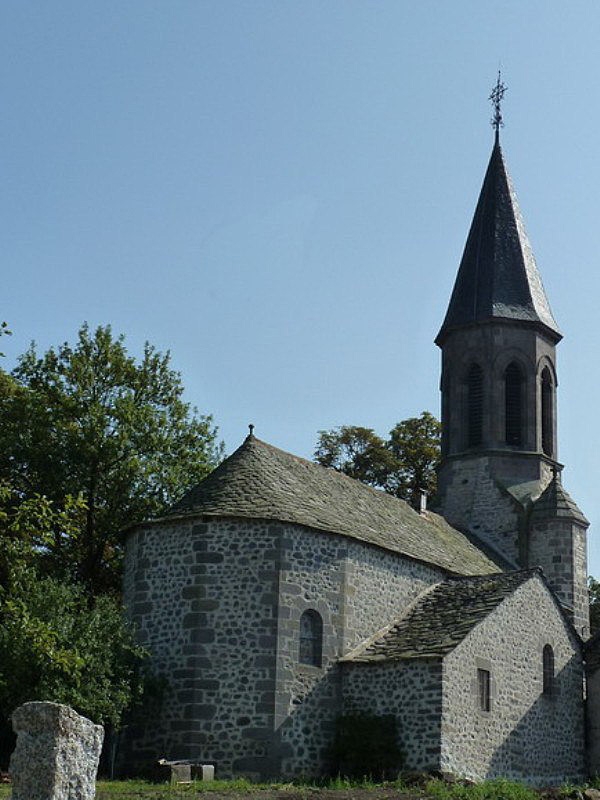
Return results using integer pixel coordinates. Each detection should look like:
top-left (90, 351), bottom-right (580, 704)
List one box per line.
top-left (541, 369), bottom-right (553, 458)
top-left (505, 363), bottom-right (523, 446)
top-left (467, 364), bottom-right (483, 447)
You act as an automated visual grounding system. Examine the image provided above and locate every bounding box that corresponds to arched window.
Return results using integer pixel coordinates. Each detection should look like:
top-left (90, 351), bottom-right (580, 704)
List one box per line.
top-left (541, 368), bottom-right (553, 457)
top-left (299, 610), bottom-right (323, 667)
top-left (467, 364), bottom-right (483, 447)
top-left (543, 644), bottom-right (554, 695)
top-left (505, 362), bottom-right (523, 446)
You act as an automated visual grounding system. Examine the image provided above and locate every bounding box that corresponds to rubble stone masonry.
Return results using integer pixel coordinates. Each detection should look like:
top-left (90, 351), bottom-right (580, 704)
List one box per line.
top-left (121, 516), bottom-right (443, 778)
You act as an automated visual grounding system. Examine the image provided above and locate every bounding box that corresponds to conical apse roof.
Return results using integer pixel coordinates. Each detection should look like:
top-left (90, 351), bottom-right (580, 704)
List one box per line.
top-left (166, 434), bottom-right (502, 576)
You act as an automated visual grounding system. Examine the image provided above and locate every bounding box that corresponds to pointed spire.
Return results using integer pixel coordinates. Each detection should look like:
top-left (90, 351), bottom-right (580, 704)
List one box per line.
top-left (531, 470), bottom-right (588, 525)
top-left (436, 139), bottom-right (561, 345)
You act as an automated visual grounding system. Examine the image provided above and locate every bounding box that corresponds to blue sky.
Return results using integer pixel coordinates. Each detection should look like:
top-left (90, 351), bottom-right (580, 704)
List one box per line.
top-left (4, 2), bottom-right (600, 573)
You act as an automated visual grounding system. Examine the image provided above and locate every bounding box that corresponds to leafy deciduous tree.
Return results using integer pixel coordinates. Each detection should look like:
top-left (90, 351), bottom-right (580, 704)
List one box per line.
top-left (387, 411), bottom-right (441, 508)
top-left (314, 426), bottom-right (398, 489)
top-left (314, 412), bottom-right (441, 508)
top-left (0, 482), bottom-right (146, 767)
top-left (0, 323), bottom-right (223, 593)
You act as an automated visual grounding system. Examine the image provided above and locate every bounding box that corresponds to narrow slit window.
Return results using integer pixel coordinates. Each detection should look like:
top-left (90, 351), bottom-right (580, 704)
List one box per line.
top-left (543, 644), bottom-right (554, 696)
top-left (442, 374), bottom-right (451, 455)
top-left (505, 362), bottom-right (523, 446)
top-left (467, 364), bottom-right (483, 447)
top-left (299, 610), bottom-right (323, 667)
top-left (477, 668), bottom-right (491, 712)
top-left (541, 368), bottom-right (553, 457)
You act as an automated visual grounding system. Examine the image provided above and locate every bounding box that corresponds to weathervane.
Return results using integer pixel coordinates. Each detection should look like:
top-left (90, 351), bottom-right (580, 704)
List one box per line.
top-left (489, 70), bottom-right (507, 143)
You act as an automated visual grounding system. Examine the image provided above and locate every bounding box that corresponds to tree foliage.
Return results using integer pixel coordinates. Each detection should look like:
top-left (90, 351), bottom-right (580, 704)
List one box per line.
top-left (0, 577), bottom-right (145, 727)
top-left (314, 426), bottom-right (398, 488)
top-left (387, 412), bottom-right (441, 508)
top-left (314, 412), bottom-right (441, 508)
top-left (0, 483), bottom-right (145, 738)
top-left (0, 323), bottom-right (223, 593)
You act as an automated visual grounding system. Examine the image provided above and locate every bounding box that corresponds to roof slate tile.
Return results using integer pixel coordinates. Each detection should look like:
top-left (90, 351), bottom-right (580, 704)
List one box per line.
top-left (343, 570), bottom-right (539, 662)
top-left (168, 435), bottom-right (501, 576)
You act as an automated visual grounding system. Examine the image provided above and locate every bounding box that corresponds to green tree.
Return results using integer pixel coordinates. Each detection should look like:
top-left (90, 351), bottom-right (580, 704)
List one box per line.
top-left (0, 482), bottom-right (146, 767)
top-left (387, 411), bottom-right (441, 508)
top-left (314, 426), bottom-right (398, 488)
top-left (0, 321), bottom-right (11, 358)
top-left (314, 412), bottom-right (441, 508)
top-left (0, 577), bottom-right (145, 727)
top-left (0, 323), bottom-right (223, 593)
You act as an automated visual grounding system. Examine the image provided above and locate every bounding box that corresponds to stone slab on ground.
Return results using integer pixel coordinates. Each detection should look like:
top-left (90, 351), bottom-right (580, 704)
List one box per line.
top-left (9, 701), bottom-right (104, 800)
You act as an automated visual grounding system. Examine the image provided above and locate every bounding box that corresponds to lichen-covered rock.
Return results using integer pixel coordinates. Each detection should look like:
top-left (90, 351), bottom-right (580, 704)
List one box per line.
top-left (9, 701), bottom-right (104, 800)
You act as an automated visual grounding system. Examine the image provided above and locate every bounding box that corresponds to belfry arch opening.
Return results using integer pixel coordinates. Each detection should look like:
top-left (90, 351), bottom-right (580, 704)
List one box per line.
top-left (541, 367), bottom-right (554, 458)
top-left (505, 362), bottom-right (524, 447)
top-left (467, 363), bottom-right (483, 448)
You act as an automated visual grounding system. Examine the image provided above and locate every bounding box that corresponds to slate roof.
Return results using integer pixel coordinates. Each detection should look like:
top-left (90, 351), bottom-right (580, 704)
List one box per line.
top-left (531, 475), bottom-right (588, 525)
top-left (436, 140), bottom-right (561, 345)
top-left (167, 434), bottom-right (501, 576)
top-left (342, 570), bottom-right (538, 662)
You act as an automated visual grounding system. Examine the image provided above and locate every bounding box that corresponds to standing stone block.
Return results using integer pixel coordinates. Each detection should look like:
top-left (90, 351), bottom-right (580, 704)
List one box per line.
top-left (198, 764), bottom-right (215, 781)
top-left (9, 701), bottom-right (104, 800)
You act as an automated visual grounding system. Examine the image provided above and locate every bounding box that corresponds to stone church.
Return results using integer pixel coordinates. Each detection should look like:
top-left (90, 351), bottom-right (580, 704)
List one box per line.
top-left (121, 122), bottom-right (600, 784)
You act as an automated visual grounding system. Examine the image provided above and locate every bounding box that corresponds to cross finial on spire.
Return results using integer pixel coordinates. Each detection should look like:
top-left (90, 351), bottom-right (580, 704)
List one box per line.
top-left (489, 70), bottom-right (507, 144)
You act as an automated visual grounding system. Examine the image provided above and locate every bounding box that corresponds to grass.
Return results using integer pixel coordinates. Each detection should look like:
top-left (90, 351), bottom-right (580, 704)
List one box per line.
top-left (0, 776), bottom-right (596, 799)
top-left (424, 778), bottom-right (538, 800)
top-left (0, 776), bottom-right (399, 798)
top-left (96, 778), bottom-right (276, 796)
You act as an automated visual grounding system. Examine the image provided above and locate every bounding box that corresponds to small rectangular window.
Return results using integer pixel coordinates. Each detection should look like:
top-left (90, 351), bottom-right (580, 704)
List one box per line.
top-left (543, 644), bottom-right (554, 696)
top-left (477, 668), bottom-right (491, 712)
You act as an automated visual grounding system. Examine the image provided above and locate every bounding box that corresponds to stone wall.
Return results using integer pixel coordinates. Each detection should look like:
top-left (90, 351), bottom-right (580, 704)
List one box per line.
top-left (441, 574), bottom-right (584, 785)
top-left (273, 525), bottom-right (442, 777)
top-left (341, 660), bottom-right (443, 772)
top-left (121, 517), bottom-right (281, 777)
top-left (586, 657), bottom-right (600, 776)
top-left (529, 518), bottom-right (589, 638)
top-left (122, 516), bottom-right (443, 779)
top-left (437, 456), bottom-right (522, 564)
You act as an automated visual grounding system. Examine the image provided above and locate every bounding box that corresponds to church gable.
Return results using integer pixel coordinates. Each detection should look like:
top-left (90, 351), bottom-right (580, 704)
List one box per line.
top-left (442, 571), bottom-right (583, 784)
top-left (342, 572), bottom-right (583, 785)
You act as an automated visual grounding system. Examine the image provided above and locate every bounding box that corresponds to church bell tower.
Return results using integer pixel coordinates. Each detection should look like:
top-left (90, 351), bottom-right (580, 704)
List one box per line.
top-left (436, 77), bottom-right (589, 635)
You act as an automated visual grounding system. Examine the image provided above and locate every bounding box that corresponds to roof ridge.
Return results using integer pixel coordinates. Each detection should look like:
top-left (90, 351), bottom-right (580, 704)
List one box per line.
top-left (445, 567), bottom-right (540, 584)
